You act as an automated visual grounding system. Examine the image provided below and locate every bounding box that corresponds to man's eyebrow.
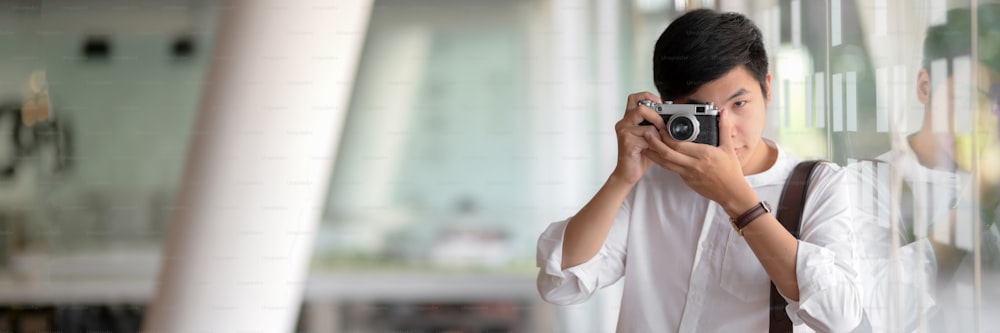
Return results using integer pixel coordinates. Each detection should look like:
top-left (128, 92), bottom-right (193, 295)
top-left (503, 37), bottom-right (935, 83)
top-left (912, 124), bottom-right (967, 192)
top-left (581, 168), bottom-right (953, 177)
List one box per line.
top-left (686, 88), bottom-right (750, 105)
top-left (725, 88), bottom-right (750, 102)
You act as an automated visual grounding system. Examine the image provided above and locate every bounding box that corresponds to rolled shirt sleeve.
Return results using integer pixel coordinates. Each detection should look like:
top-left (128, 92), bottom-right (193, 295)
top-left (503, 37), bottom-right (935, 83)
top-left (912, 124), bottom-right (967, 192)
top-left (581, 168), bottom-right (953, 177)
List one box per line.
top-left (785, 242), bottom-right (863, 332)
top-left (536, 220), bottom-right (625, 305)
top-left (536, 219), bottom-right (626, 305)
top-left (783, 163), bottom-right (864, 332)
top-left (536, 192), bottom-right (632, 305)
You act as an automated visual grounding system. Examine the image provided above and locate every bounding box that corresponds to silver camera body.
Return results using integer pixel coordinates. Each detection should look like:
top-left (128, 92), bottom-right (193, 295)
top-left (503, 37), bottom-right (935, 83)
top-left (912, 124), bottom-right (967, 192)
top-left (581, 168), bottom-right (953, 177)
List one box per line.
top-left (638, 100), bottom-right (720, 146)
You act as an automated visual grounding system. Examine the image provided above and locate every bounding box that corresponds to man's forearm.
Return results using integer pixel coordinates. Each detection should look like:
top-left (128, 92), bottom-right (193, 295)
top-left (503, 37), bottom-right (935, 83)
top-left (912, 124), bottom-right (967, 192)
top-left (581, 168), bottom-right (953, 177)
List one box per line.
top-left (722, 189), bottom-right (800, 301)
top-left (740, 216), bottom-right (801, 301)
top-left (561, 176), bottom-right (634, 270)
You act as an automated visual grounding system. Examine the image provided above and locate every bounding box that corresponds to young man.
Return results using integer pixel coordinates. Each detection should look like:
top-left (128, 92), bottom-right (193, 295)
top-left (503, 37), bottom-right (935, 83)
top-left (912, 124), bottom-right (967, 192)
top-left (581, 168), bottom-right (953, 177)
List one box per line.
top-left (851, 4), bottom-right (1000, 332)
top-left (536, 9), bottom-right (862, 332)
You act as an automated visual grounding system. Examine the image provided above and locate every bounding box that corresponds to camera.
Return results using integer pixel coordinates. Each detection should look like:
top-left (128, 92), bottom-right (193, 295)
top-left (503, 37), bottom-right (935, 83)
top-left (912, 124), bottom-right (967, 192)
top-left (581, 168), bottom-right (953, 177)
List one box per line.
top-left (638, 100), bottom-right (720, 146)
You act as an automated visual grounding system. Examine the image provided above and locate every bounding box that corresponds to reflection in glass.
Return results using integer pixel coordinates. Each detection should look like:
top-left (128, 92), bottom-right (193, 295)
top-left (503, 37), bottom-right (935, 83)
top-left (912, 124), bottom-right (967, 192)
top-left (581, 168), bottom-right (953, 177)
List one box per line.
top-left (315, 0), bottom-right (1000, 331)
top-left (845, 2), bottom-right (1000, 332)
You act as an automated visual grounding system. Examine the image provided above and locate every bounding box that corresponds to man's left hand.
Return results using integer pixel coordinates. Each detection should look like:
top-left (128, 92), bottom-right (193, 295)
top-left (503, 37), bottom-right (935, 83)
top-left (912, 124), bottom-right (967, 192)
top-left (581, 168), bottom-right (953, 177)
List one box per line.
top-left (641, 110), bottom-right (757, 214)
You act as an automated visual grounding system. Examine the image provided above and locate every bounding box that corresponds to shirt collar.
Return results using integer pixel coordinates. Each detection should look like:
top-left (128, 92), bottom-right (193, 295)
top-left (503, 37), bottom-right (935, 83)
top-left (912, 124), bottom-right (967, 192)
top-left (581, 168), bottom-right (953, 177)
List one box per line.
top-left (745, 139), bottom-right (796, 188)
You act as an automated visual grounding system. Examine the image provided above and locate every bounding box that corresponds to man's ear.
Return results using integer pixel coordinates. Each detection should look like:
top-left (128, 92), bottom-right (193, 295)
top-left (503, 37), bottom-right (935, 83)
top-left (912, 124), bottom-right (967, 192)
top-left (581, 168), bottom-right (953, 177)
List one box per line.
top-left (917, 69), bottom-right (931, 105)
top-left (765, 73), bottom-right (772, 103)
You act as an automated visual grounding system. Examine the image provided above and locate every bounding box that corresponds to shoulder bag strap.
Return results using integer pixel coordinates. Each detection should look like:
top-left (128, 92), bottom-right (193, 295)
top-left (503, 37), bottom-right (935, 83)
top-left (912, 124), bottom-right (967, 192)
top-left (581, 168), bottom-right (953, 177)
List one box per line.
top-left (770, 160), bottom-right (825, 333)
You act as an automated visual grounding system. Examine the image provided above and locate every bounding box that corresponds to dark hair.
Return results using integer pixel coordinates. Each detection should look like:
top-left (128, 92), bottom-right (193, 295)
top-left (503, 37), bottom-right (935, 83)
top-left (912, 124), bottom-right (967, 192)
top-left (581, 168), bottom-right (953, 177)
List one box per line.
top-left (922, 4), bottom-right (1000, 75)
top-left (652, 9), bottom-right (769, 101)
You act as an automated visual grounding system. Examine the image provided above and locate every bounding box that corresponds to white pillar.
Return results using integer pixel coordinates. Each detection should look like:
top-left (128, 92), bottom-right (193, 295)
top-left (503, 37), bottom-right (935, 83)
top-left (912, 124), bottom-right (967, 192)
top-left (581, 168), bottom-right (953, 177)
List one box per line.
top-left (594, 0), bottom-right (624, 332)
top-left (534, 0), bottom-right (593, 220)
top-left (546, 1), bottom-right (615, 332)
top-left (142, 0), bottom-right (373, 331)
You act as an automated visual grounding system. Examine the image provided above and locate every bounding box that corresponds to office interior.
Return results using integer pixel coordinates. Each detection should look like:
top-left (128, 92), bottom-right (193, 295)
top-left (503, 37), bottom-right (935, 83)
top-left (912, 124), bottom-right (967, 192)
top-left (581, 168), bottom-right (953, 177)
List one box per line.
top-left (0, 0), bottom-right (999, 331)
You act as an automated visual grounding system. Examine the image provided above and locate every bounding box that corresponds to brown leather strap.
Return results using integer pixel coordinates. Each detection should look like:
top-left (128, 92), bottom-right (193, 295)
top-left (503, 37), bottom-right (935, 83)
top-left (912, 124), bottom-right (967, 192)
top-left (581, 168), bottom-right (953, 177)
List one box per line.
top-left (732, 201), bottom-right (772, 234)
top-left (770, 160), bottom-right (824, 333)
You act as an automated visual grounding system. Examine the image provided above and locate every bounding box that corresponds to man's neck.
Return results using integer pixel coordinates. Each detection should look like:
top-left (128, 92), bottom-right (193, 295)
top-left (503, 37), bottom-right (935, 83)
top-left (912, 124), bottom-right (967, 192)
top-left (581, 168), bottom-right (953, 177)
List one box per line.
top-left (742, 139), bottom-right (778, 176)
top-left (908, 130), bottom-right (957, 170)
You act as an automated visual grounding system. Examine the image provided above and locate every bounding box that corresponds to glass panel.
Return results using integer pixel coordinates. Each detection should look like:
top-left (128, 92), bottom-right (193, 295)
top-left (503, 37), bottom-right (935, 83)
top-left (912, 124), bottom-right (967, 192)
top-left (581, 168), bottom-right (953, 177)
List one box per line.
top-left (756, 0), bottom-right (830, 160)
top-left (319, 0), bottom-right (1000, 331)
top-left (0, 2), bottom-right (218, 278)
top-left (831, 0), bottom-right (1000, 331)
top-left (663, 1), bottom-right (997, 331)
top-left (0, 3), bottom-right (219, 330)
top-left (318, 0), bottom-right (543, 272)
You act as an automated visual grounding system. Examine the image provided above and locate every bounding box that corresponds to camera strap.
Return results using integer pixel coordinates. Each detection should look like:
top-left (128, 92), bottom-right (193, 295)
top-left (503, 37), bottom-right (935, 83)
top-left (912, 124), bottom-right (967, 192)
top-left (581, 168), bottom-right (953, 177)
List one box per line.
top-left (769, 159), bottom-right (825, 333)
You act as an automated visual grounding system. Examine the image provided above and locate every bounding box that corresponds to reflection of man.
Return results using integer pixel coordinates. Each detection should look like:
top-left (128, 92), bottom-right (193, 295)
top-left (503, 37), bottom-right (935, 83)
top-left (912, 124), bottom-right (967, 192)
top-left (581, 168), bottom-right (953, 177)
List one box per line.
top-left (853, 4), bottom-right (1000, 332)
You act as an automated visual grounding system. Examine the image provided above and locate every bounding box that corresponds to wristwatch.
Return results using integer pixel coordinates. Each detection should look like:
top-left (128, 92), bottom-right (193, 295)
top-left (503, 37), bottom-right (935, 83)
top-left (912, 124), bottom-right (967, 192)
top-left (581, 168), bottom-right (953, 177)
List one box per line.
top-left (730, 201), bottom-right (772, 236)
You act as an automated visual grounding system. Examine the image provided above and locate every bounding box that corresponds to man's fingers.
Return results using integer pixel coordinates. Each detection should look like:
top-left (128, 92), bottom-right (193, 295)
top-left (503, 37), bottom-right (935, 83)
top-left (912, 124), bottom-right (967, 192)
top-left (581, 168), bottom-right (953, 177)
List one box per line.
top-left (626, 91), bottom-right (662, 110)
top-left (621, 105), bottom-right (666, 129)
top-left (618, 126), bottom-right (655, 150)
top-left (717, 109), bottom-right (735, 151)
top-left (646, 132), bottom-right (698, 167)
top-left (642, 149), bottom-right (686, 173)
top-left (637, 105), bottom-right (666, 129)
top-left (622, 92), bottom-right (666, 128)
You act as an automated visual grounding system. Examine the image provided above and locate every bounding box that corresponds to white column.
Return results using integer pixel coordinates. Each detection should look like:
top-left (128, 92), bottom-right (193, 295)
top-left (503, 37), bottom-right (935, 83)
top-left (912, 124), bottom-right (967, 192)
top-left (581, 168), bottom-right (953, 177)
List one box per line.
top-left (539, 0), bottom-right (592, 218)
top-left (595, 0), bottom-right (622, 178)
top-left (142, 0), bottom-right (373, 332)
top-left (594, 1), bottom-right (624, 331)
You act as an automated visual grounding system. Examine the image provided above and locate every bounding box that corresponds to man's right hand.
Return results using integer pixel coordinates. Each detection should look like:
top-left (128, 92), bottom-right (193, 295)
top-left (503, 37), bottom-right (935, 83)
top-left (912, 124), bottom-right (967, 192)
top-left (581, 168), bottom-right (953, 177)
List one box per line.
top-left (611, 92), bottom-right (667, 185)
top-left (561, 92), bottom-right (666, 270)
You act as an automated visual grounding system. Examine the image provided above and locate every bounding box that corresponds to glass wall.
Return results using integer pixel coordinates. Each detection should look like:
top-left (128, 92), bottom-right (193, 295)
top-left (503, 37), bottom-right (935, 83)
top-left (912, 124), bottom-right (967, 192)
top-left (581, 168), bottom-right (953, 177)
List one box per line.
top-left (720, 1), bottom-right (1000, 332)
top-left (0, 1), bottom-right (218, 330)
top-left (320, 0), bottom-right (1000, 331)
top-left (744, 0), bottom-right (1000, 331)
top-left (0, 2), bottom-right (217, 280)
top-left (1, 0), bottom-right (998, 331)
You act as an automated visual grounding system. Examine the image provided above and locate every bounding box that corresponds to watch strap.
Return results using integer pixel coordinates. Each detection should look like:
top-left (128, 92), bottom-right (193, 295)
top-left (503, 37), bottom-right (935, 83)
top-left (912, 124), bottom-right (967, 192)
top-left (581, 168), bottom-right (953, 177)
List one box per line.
top-left (730, 201), bottom-right (771, 234)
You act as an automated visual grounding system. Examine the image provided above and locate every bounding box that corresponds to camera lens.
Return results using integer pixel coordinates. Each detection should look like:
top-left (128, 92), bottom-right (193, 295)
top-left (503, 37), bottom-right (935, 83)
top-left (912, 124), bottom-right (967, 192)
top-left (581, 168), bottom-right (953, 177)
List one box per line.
top-left (670, 119), bottom-right (693, 138)
top-left (667, 114), bottom-right (700, 142)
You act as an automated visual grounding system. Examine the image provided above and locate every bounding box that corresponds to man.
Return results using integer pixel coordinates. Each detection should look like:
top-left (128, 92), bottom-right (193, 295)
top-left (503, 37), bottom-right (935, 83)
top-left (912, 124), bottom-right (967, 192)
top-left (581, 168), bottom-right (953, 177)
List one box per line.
top-left (851, 4), bottom-right (1000, 332)
top-left (536, 9), bottom-right (862, 332)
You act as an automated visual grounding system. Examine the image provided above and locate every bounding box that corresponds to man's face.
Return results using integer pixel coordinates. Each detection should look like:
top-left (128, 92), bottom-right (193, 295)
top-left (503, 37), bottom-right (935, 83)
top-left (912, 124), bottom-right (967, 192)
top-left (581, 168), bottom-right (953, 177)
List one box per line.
top-left (924, 64), bottom-right (1000, 185)
top-left (921, 65), bottom-right (1000, 170)
top-left (675, 65), bottom-right (771, 170)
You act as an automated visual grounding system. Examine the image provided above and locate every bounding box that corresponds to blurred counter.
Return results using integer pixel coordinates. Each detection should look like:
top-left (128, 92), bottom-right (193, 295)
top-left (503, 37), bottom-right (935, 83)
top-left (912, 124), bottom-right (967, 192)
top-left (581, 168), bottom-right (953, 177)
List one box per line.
top-left (0, 251), bottom-right (538, 304)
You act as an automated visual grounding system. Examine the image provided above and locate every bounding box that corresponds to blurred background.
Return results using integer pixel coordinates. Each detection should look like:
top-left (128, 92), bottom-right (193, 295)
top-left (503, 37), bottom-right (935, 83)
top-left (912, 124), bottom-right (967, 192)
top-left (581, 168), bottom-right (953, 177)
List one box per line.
top-left (0, 0), bottom-right (997, 332)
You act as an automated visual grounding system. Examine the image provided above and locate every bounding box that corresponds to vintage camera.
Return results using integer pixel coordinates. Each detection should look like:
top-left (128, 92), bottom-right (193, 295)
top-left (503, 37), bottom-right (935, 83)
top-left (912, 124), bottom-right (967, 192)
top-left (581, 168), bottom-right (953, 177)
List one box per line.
top-left (638, 100), bottom-right (720, 146)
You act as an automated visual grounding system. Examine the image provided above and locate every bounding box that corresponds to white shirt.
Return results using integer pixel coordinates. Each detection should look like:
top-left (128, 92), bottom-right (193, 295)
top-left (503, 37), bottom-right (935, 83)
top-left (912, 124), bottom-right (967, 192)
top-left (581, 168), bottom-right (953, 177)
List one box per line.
top-left (536, 142), bottom-right (863, 332)
top-left (849, 143), bottom-right (997, 332)
top-left (846, 146), bottom-right (952, 332)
